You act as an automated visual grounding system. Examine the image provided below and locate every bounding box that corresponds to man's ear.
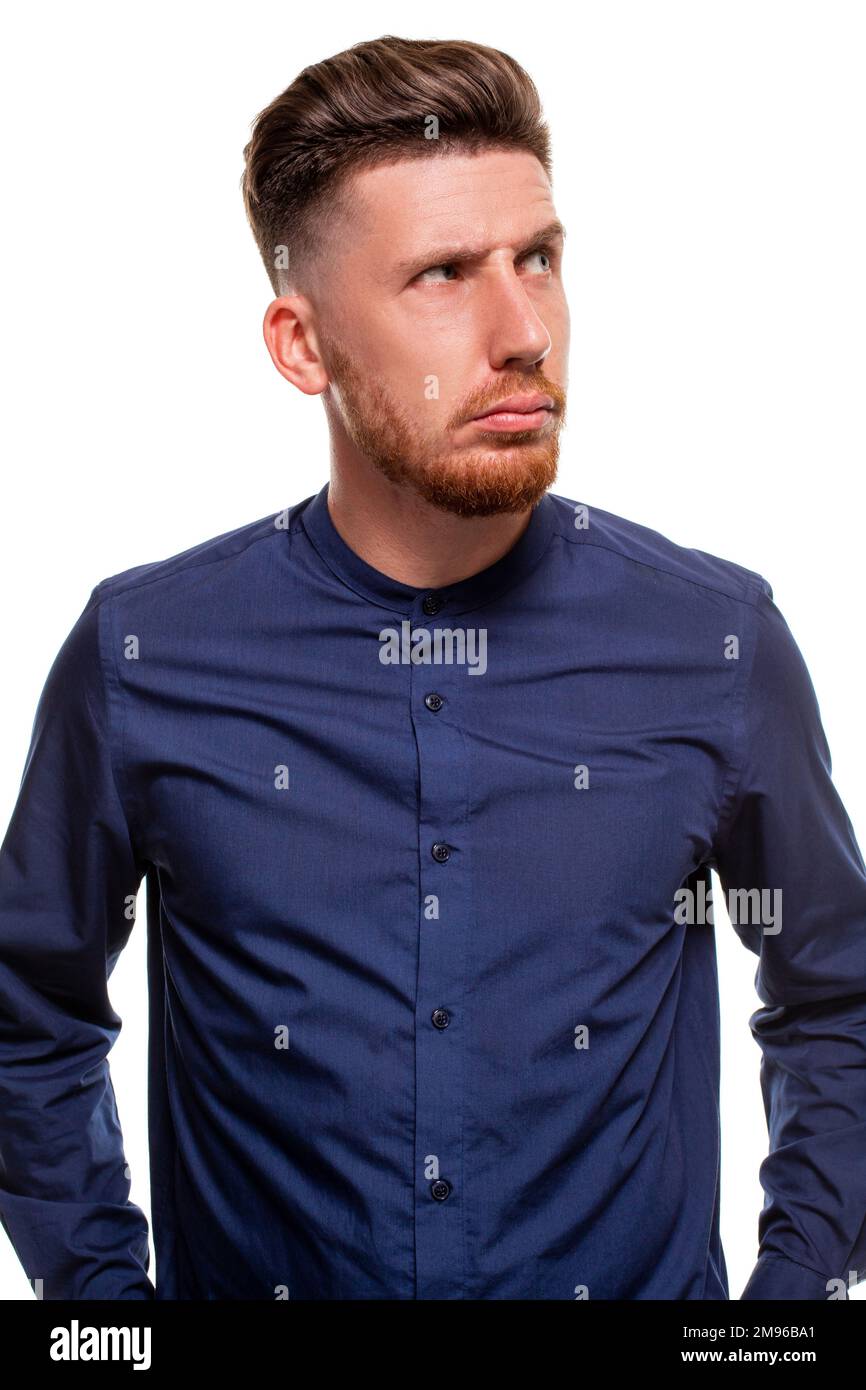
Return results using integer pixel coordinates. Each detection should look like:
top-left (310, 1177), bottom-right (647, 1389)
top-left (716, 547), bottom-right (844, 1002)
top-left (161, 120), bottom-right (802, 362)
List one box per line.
top-left (262, 295), bottom-right (329, 396)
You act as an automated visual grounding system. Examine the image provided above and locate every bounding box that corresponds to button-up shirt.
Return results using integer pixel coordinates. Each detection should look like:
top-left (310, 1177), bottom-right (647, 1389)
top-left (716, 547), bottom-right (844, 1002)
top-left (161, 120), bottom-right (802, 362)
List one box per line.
top-left (1, 483), bottom-right (865, 1300)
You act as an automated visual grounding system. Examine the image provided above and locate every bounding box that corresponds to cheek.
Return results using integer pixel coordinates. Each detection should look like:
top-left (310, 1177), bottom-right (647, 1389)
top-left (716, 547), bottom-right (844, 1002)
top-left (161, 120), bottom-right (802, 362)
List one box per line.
top-left (340, 297), bottom-right (481, 423)
top-left (374, 319), bottom-right (470, 413)
top-left (402, 316), bottom-right (487, 414)
top-left (558, 298), bottom-right (571, 349)
top-left (532, 284), bottom-right (569, 341)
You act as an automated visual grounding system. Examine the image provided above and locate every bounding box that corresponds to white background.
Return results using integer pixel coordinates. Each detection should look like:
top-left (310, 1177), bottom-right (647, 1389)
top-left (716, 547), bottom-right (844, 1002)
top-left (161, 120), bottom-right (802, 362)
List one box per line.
top-left (1, 1), bottom-right (864, 1300)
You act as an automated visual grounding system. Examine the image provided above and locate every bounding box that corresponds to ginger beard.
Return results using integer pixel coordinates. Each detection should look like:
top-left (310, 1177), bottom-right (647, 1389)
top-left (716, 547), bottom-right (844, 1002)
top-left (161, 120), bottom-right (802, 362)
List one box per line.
top-left (321, 338), bottom-right (567, 518)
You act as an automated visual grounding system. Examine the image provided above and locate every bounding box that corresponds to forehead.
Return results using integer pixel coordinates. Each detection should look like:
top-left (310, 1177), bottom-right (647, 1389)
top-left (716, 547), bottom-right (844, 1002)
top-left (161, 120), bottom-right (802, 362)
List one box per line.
top-left (343, 148), bottom-right (556, 259)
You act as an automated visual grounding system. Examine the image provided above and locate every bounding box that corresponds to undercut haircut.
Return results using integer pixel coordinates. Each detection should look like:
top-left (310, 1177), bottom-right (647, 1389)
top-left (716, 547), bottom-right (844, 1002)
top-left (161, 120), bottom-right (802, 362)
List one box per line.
top-left (241, 34), bottom-right (552, 295)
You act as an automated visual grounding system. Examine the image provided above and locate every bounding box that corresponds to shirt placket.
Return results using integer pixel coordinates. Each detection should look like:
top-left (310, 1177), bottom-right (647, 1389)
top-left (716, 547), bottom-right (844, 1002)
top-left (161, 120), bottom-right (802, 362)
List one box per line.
top-left (409, 588), bottom-right (471, 1298)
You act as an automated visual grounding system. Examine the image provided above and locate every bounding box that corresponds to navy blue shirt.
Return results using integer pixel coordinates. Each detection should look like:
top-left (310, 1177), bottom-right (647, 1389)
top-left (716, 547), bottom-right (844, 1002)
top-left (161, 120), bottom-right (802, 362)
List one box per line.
top-left (1, 483), bottom-right (865, 1300)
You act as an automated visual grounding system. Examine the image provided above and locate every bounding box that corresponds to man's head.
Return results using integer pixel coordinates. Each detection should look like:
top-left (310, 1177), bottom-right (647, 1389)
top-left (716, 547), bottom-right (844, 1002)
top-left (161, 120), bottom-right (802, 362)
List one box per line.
top-left (242, 36), bottom-right (569, 518)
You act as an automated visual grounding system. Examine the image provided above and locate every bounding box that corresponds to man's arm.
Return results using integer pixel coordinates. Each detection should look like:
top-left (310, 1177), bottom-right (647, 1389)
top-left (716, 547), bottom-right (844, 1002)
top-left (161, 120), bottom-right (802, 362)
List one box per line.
top-left (711, 574), bottom-right (866, 1300)
top-left (0, 584), bottom-right (154, 1299)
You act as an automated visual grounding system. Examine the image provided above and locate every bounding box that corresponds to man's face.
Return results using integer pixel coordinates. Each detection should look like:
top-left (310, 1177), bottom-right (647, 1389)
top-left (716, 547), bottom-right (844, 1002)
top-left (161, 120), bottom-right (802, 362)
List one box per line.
top-left (309, 148), bottom-right (570, 517)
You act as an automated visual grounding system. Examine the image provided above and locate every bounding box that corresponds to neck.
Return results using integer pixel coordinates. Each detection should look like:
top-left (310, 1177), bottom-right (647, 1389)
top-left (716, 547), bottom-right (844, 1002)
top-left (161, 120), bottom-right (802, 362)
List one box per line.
top-left (325, 453), bottom-right (537, 591)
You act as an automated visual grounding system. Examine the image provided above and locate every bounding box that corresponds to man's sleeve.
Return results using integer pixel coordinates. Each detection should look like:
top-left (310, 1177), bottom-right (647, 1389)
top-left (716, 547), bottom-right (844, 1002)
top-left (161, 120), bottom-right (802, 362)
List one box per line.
top-left (0, 584), bottom-right (154, 1299)
top-left (711, 574), bottom-right (866, 1301)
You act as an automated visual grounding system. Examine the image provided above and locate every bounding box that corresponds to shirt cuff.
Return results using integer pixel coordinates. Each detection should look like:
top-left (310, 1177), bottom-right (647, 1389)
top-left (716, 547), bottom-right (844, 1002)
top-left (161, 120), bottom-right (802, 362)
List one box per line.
top-left (739, 1253), bottom-right (840, 1300)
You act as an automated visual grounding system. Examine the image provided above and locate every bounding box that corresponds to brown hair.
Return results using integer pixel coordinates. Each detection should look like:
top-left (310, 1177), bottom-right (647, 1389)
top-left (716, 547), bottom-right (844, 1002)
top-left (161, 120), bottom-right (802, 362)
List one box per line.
top-left (241, 34), bottom-right (552, 295)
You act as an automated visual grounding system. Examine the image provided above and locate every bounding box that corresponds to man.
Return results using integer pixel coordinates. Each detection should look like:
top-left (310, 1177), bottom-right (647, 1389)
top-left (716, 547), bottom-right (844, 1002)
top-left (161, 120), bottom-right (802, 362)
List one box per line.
top-left (1, 34), bottom-right (864, 1301)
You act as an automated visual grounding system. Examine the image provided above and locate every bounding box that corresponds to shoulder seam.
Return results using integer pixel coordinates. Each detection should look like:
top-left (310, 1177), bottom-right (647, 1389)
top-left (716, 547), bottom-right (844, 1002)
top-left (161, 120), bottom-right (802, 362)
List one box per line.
top-left (556, 527), bottom-right (765, 608)
top-left (97, 516), bottom-right (285, 602)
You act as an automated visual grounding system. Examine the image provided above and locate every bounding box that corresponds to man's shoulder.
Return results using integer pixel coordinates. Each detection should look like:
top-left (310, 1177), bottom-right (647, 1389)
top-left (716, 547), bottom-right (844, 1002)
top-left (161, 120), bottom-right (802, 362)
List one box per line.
top-left (90, 494), bottom-right (316, 607)
top-left (546, 489), bottom-right (770, 608)
top-left (90, 487), bottom-right (771, 615)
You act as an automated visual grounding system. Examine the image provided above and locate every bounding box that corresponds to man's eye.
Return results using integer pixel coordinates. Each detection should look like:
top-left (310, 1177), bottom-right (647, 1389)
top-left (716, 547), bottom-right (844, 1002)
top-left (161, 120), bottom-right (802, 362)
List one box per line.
top-left (414, 248), bottom-right (553, 284)
top-left (524, 249), bottom-right (552, 273)
top-left (416, 263), bottom-right (458, 283)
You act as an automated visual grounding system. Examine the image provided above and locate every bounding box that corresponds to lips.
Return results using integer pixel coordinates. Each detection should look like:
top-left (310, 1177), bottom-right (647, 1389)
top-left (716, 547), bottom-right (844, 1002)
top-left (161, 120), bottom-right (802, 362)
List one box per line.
top-left (469, 392), bottom-right (556, 434)
top-left (472, 393), bottom-right (554, 420)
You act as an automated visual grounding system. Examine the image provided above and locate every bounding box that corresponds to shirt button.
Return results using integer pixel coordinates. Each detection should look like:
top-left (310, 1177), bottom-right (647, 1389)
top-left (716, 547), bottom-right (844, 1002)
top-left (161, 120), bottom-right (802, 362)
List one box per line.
top-left (422, 592), bottom-right (444, 615)
top-left (431, 1008), bottom-right (450, 1029)
top-left (430, 1179), bottom-right (452, 1201)
top-left (431, 842), bottom-right (451, 863)
top-left (424, 692), bottom-right (445, 713)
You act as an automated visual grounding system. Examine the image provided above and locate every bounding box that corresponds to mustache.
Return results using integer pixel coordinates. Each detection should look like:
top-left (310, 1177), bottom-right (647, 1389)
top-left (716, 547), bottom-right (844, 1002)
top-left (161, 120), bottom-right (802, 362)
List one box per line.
top-left (448, 373), bottom-right (566, 429)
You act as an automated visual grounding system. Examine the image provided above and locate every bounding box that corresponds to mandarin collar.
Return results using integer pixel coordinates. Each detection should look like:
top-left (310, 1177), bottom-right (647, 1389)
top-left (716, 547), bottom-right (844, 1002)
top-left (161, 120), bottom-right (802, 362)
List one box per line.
top-left (299, 481), bottom-right (557, 616)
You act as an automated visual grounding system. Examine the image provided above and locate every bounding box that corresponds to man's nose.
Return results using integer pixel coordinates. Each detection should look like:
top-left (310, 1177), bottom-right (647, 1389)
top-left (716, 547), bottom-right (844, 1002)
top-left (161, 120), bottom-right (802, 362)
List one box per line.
top-left (484, 270), bottom-right (552, 370)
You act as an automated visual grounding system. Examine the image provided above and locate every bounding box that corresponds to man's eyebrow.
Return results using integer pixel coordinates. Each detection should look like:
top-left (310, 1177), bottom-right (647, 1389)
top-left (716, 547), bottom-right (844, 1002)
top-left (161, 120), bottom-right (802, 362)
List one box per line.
top-left (394, 218), bottom-right (567, 279)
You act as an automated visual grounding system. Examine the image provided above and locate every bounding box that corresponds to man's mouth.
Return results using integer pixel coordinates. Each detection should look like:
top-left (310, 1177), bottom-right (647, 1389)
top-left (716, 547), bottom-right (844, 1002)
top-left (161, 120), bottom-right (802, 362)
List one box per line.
top-left (470, 393), bottom-right (555, 432)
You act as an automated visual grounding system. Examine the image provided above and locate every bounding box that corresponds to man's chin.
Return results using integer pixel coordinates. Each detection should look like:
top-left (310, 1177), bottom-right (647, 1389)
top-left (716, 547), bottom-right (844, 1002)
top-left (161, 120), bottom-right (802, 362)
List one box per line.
top-left (404, 448), bottom-right (559, 518)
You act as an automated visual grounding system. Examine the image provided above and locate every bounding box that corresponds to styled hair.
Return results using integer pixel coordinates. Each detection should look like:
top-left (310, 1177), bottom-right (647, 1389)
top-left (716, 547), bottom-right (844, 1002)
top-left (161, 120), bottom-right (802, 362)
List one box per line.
top-left (241, 34), bottom-right (552, 295)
